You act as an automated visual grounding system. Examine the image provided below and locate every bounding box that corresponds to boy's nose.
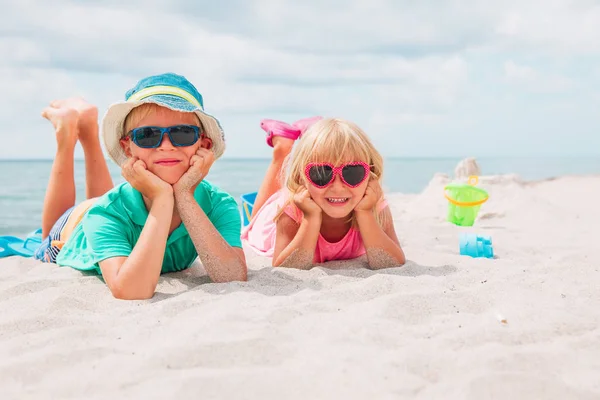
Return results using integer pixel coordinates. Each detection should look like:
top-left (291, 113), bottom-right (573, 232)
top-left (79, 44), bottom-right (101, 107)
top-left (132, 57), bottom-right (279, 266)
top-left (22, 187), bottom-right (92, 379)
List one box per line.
top-left (158, 133), bottom-right (176, 149)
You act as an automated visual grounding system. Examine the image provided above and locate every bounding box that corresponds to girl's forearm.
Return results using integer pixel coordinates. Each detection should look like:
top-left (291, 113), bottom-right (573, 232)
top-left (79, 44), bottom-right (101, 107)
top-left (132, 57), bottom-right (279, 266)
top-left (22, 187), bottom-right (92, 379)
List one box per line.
top-left (355, 210), bottom-right (405, 270)
top-left (274, 215), bottom-right (321, 269)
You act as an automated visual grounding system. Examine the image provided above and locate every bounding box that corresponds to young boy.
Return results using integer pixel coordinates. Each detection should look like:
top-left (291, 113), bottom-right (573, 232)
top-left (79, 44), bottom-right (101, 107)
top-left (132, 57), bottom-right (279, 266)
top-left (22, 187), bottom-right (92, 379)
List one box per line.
top-left (35, 72), bottom-right (247, 300)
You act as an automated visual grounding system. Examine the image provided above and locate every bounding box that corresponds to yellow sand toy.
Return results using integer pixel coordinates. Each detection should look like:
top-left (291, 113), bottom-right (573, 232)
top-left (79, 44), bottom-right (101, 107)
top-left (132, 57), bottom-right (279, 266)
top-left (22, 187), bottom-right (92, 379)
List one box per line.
top-left (444, 175), bottom-right (489, 226)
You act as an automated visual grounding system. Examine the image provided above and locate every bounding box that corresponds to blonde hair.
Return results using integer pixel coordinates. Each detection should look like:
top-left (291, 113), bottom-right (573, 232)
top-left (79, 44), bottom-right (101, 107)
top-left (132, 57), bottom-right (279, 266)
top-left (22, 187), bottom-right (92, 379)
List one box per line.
top-left (276, 117), bottom-right (388, 227)
top-left (122, 103), bottom-right (201, 138)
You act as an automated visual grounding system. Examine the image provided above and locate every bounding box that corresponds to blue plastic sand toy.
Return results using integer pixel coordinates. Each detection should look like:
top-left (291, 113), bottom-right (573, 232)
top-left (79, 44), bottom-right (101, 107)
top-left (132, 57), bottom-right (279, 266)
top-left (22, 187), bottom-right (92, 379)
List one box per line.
top-left (240, 192), bottom-right (257, 227)
top-left (459, 233), bottom-right (494, 258)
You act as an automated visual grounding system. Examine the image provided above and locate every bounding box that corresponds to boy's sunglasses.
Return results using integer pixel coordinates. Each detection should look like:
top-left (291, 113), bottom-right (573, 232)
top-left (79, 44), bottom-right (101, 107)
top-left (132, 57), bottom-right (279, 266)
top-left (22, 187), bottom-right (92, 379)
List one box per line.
top-left (304, 162), bottom-right (370, 188)
top-left (128, 125), bottom-right (201, 148)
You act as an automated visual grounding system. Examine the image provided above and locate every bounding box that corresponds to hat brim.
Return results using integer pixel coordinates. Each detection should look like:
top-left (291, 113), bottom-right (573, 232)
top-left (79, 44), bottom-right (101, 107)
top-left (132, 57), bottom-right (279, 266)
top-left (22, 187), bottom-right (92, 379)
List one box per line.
top-left (102, 95), bottom-right (226, 166)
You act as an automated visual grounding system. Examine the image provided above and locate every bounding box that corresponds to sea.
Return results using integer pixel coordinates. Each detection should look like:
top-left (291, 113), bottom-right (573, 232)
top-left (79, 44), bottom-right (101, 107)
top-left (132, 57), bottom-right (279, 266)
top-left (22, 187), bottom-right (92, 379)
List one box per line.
top-left (1, 157), bottom-right (599, 236)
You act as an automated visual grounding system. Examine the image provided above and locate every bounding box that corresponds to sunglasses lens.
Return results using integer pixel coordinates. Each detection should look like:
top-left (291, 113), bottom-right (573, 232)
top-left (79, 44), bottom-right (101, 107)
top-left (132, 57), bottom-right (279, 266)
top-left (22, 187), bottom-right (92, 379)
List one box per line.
top-left (342, 164), bottom-right (367, 186)
top-left (132, 127), bottom-right (162, 148)
top-left (169, 125), bottom-right (199, 146)
top-left (308, 165), bottom-right (333, 186)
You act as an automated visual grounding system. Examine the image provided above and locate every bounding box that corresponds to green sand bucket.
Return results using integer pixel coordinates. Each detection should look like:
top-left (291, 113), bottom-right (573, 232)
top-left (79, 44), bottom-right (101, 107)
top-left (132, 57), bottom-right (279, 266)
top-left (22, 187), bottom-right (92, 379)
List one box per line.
top-left (444, 180), bottom-right (489, 227)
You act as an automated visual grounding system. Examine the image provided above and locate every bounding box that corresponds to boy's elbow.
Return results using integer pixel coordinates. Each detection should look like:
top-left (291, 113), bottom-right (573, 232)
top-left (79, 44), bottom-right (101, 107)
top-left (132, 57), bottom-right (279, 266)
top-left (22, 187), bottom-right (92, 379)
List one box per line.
top-left (230, 265), bottom-right (248, 282)
top-left (215, 267), bottom-right (248, 283)
top-left (109, 282), bottom-right (155, 300)
top-left (209, 256), bottom-right (248, 283)
top-left (238, 268), bottom-right (248, 282)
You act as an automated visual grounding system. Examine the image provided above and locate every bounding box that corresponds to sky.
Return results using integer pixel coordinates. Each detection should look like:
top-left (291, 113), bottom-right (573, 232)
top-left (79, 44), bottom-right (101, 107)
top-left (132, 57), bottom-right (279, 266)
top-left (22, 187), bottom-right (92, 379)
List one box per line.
top-left (2, 0), bottom-right (600, 159)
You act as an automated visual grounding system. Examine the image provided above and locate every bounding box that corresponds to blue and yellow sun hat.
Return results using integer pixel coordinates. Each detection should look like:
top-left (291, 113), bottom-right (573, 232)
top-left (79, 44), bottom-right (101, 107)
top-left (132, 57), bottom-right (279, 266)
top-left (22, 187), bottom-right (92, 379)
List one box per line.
top-left (102, 72), bottom-right (226, 165)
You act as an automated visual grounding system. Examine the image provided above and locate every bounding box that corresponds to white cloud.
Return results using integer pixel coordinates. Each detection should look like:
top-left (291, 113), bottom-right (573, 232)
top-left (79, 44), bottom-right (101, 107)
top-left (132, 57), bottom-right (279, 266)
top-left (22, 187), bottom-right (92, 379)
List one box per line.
top-left (503, 60), bottom-right (574, 93)
top-left (504, 60), bottom-right (537, 81)
top-left (495, 1), bottom-right (600, 55)
top-left (0, 0), bottom-right (599, 159)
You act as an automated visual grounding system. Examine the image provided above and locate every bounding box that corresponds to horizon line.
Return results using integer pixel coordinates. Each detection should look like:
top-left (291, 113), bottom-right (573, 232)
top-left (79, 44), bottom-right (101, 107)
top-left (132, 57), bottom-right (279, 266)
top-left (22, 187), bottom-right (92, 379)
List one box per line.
top-left (1, 155), bottom-right (600, 162)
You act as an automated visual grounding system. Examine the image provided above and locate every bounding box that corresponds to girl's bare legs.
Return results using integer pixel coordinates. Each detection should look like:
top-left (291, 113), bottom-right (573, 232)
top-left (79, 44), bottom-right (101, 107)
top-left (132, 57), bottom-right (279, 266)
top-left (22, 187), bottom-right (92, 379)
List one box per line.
top-left (40, 105), bottom-right (79, 238)
top-left (251, 136), bottom-right (294, 218)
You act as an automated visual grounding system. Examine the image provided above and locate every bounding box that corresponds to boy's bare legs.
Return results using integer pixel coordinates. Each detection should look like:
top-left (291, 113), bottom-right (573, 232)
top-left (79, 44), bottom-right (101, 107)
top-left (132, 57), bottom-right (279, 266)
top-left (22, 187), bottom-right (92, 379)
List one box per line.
top-left (251, 136), bottom-right (294, 218)
top-left (52, 98), bottom-right (113, 199)
top-left (40, 98), bottom-right (115, 238)
top-left (40, 105), bottom-right (79, 238)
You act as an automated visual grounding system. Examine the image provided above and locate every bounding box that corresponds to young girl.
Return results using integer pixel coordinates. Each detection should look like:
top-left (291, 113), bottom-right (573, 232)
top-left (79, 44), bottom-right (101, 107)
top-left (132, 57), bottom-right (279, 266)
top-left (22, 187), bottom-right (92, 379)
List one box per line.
top-left (35, 73), bottom-right (247, 300)
top-left (242, 117), bottom-right (405, 270)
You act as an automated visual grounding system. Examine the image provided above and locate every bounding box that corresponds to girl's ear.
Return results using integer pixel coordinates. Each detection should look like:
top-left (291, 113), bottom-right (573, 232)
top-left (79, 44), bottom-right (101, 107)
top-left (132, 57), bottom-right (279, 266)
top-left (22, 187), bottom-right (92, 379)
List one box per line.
top-left (119, 137), bottom-right (133, 158)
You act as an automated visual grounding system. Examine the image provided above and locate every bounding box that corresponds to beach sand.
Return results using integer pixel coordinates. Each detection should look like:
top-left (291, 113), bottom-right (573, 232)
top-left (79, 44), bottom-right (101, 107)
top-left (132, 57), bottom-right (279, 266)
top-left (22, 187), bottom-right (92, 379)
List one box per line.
top-left (1, 173), bottom-right (599, 399)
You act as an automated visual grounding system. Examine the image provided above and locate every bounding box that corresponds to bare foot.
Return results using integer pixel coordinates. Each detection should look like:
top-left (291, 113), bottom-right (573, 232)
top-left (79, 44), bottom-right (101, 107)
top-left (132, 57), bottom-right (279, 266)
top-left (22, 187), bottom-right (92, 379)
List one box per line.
top-left (41, 106), bottom-right (79, 149)
top-left (50, 97), bottom-right (98, 142)
top-left (272, 136), bottom-right (295, 159)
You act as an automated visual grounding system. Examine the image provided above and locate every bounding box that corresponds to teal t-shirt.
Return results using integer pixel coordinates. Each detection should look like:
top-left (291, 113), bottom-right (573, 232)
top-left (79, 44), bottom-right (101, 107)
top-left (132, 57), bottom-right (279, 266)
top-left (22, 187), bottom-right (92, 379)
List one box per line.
top-left (55, 180), bottom-right (242, 274)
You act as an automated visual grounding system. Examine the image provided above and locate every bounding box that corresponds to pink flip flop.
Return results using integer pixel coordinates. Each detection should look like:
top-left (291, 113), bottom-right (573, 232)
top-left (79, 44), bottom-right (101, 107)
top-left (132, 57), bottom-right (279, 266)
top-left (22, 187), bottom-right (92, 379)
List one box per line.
top-left (292, 116), bottom-right (323, 135)
top-left (260, 119), bottom-right (301, 148)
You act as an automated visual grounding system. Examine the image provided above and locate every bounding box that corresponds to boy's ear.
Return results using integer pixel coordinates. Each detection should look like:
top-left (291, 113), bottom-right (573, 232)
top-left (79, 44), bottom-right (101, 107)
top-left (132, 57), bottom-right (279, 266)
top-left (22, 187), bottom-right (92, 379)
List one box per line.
top-left (200, 136), bottom-right (213, 150)
top-left (119, 137), bottom-right (133, 158)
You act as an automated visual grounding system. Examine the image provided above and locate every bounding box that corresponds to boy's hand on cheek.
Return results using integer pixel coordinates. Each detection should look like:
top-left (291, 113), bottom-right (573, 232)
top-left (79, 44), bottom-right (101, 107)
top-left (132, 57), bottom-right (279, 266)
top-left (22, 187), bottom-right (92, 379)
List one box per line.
top-left (173, 148), bottom-right (215, 195)
top-left (122, 157), bottom-right (173, 200)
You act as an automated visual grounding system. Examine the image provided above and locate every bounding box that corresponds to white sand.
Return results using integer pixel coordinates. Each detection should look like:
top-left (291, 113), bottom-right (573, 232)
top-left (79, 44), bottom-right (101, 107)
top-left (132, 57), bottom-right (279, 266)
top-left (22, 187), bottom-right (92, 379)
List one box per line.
top-left (1, 173), bottom-right (599, 399)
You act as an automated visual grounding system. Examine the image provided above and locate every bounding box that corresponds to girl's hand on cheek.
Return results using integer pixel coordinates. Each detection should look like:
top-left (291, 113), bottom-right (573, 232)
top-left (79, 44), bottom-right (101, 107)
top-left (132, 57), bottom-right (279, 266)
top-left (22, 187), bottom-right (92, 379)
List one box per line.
top-left (355, 178), bottom-right (382, 212)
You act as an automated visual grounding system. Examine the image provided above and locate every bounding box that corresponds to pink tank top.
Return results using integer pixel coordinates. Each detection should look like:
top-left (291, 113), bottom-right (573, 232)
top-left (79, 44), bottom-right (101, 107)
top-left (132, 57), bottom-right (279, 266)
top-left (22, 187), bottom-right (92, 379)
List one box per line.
top-left (241, 190), bottom-right (388, 264)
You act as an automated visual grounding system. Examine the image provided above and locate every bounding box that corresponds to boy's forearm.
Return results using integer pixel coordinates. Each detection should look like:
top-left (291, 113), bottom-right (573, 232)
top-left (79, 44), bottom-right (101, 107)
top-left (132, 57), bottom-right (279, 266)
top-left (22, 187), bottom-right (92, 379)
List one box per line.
top-left (175, 191), bottom-right (247, 282)
top-left (116, 194), bottom-right (173, 297)
top-left (355, 210), bottom-right (405, 270)
top-left (274, 215), bottom-right (321, 269)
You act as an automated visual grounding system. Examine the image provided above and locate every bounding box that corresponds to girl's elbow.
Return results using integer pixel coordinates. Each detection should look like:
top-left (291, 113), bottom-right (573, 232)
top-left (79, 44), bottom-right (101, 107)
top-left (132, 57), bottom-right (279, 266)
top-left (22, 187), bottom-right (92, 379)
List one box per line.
top-left (367, 255), bottom-right (406, 270)
top-left (272, 252), bottom-right (286, 267)
top-left (397, 254), bottom-right (406, 266)
top-left (389, 254), bottom-right (406, 268)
